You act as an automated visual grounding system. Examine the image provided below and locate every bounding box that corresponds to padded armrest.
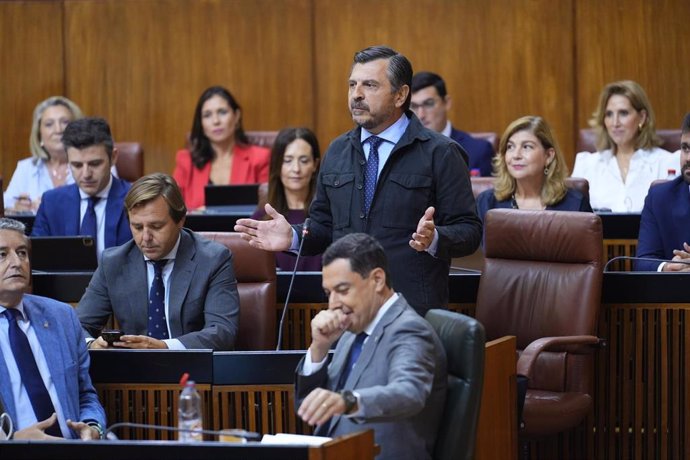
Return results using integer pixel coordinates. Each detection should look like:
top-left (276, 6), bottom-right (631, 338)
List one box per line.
top-left (517, 335), bottom-right (600, 379)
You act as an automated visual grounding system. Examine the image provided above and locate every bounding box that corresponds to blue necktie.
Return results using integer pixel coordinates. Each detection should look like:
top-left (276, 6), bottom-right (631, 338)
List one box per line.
top-left (80, 196), bottom-right (100, 242)
top-left (363, 136), bottom-right (383, 215)
top-left (2, 309), bottom-right (61, 437)
top-left (147, 260), bottom-right (169, 340)
top-left (337, 332), bottom-right (368, 390)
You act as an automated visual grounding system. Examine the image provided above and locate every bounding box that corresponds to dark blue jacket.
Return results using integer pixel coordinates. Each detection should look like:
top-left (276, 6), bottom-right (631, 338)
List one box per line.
top-left (450, 127), bottom-right (495, 177)
top-left (635, 176), bottom-right (690, 271)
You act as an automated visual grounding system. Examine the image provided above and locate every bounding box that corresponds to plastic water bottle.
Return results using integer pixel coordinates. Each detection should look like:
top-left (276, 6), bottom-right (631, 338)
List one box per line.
top-left (178, 381), bottom-right (203, 442)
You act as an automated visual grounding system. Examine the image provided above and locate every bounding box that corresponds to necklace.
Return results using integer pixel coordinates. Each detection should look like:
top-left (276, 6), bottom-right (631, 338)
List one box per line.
top-left (49, 163), bottom-right (68, 183)
top-left (511, 194), bottom-right (519, 209)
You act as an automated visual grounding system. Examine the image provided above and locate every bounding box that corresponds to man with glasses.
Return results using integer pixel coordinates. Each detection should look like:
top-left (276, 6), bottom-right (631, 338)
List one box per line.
top-left (411, 71), bottom-right (494, 176)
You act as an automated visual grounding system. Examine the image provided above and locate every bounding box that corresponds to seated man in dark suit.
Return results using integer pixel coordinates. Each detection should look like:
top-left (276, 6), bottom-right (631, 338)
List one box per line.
top-left (32, 117), bottom-right (132, 260)
top-left (0, 218), bottom-right (106, 440)
top-left (77, 173), bottom-right (240, 350)
top-left (295, 233), bottom-right (447, 460)
top-left (636, 112), bottom-right (690, 272)
top-left (411, 71), bottom-right (495, 176)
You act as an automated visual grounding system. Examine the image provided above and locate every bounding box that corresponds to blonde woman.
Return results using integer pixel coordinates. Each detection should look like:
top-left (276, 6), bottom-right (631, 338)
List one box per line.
top-left (4, 96), bottom-right (83, 213)
top-left (572, 80), bottom-right (673, 212)
top-left (477, 116), bottom-right (592, 222)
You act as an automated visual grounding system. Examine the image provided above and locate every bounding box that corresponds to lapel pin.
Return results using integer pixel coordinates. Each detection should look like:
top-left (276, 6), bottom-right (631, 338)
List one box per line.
top-left (43, 321), bottom-right (49, 328)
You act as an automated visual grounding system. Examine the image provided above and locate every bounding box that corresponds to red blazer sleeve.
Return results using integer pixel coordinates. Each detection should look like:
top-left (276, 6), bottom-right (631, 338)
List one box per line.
top-left (173, 149), bottom-right (209, 210)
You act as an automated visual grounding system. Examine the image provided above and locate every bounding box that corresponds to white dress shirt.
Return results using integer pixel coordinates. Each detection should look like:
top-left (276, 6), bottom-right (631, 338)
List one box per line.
top-left (143, 234), bottom-right (185, 350)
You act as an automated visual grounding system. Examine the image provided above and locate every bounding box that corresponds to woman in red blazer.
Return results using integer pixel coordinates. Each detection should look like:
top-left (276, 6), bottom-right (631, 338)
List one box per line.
top-left (173, 86), bottom-right (270, 210)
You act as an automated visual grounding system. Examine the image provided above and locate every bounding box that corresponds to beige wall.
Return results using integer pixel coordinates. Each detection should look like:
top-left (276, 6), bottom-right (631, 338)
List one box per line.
top-left (2, 0), bottom-right (689, 185)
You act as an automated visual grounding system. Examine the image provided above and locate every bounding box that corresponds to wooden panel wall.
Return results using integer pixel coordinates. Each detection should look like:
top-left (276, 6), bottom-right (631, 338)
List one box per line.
top-left (2, 0), bottom-right (689, 190)
top-left (0, 1), bottom-right (64, 186)
top-left (313, 0), bottom-right (575, 161)
top-left (63, 0), bottom-right (314, 175)
top-left (576, 0), bottom-right (690, 143)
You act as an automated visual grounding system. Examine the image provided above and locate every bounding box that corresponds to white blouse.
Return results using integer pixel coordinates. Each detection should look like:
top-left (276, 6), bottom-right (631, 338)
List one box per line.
top-left (3, 157), bottom-right (74, 210)
top-left (571, 147), bottom-right (678, 212)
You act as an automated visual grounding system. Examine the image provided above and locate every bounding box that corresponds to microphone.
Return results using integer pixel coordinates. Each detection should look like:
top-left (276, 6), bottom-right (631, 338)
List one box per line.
top-left (276, 218), bottom-right (311, 351)
top-left (603, 255), bottom-right (690, 272)
top-left (103, 422), bottom-right (260, 441)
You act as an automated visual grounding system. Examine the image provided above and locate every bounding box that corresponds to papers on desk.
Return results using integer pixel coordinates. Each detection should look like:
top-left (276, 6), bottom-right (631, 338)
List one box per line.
top-left (261, 433), bottom-right (332, 445)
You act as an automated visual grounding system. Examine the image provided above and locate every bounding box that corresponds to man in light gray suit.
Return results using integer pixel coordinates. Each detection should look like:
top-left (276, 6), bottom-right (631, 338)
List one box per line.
top-left (77, 173), bottom-right (239, 350)
top-left (295, 233), bottom-right (447, 460)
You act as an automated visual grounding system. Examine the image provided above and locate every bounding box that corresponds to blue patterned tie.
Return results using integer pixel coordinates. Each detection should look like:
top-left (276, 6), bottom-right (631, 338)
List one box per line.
top-left (2, 309), bottom-right (62, 437)
top-left (147, 260), bottom-right (169, 340)
top-left (337, 332), bottom-right (368, 390)
top-left (80, 196), bottom-right (100, 242)
top-left (363, 136), bottom-right (383, 215)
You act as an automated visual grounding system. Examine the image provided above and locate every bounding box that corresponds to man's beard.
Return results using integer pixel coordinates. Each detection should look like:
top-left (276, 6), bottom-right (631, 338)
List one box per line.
top-left (682, 161), bottom-right (690, 185)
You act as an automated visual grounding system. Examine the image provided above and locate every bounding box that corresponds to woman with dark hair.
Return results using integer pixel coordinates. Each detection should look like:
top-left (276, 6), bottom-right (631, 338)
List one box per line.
top-left (173, 86), bottom-right (270, 210)
top-left (476, 115), bottom-right (591, 222)
top-left (252, 127), bottom-right (322, 271)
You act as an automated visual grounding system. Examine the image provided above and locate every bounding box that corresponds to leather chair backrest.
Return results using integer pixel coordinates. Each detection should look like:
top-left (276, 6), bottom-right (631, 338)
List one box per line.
top-left (470, 177), bottom-right (590, 203)
top-left (185, 131), bottom-right (278, 150)
top-left (477, 209), bottom-right (602, 346)
top-left (246, 131), bottom-right (279, 149)
top-left (470, 131), bottom-right (498, 154)
top-left (114, 142), bottom-right (144, 182)
top-left (577, 128), bottom-right (681, 153)
top-left (475, 209), bottom-right (602, 393)
top-left (0, 176), bottom-right (4, 217)
top-left (197, 232), bottom-right (276, 350)
top-left (426, 309), bottom-right (485, 460)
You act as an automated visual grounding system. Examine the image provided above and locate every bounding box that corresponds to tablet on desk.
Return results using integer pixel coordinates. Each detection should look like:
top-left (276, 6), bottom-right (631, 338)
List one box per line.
top-left (204, 184), bottom-right (260, 207)
top-left (30, 236), bottom-right (98, 272)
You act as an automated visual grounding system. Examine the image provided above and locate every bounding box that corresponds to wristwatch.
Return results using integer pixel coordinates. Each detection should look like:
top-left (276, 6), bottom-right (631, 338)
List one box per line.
top-left (340, 390), bottom-right (357, 415)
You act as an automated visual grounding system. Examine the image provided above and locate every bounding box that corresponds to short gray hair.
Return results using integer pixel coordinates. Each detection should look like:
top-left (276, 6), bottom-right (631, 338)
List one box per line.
top-left (0, 218), bottom-right (27, 235)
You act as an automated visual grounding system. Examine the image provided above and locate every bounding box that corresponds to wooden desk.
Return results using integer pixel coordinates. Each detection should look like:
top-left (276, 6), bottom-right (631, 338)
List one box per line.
top-left (0, 429), bottom-right (377, 460)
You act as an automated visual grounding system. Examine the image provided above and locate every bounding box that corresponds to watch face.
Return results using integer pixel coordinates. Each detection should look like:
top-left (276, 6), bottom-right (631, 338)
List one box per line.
top-left (341, 390), bottom-right (356, 413)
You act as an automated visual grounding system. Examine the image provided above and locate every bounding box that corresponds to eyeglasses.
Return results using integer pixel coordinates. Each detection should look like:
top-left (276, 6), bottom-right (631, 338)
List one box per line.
top-left (410, 98), bottom-right (439, 111)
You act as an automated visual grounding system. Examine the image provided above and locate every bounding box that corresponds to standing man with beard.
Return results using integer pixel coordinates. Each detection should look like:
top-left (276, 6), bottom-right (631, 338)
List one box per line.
top-left (235, 45), bottom-right (481, 315)
top-left (635, 113), bottom-right (690, 271)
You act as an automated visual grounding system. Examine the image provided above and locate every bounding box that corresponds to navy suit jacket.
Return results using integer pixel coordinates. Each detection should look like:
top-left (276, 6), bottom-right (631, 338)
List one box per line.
top-left (450, 127), bottom-right (494, 177)
top-left (635, 177), bottom-right (690, 271)
top-left (32, 176), bottom-right (132, 248)
top-left (0, 295), bottom-right (106, 437)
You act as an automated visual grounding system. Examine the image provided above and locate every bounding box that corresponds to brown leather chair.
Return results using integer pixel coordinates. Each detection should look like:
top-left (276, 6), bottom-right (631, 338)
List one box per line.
top-left (197, 232), bottom-right (276, 350)
top-left (246, 131), bottom-right (278, 149)
top-left (475, 209), bottom-right (603, 438)
top-left (185, 131), bottom-right (279, 150)
top-left (114, 142), bottom-right (144, 182)
top-left (470, 131), bottom-right (498, 154)
top-left (470, 177), bottom-right (590, 203)
top-left (577, 128), bottom-right (681, 153)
